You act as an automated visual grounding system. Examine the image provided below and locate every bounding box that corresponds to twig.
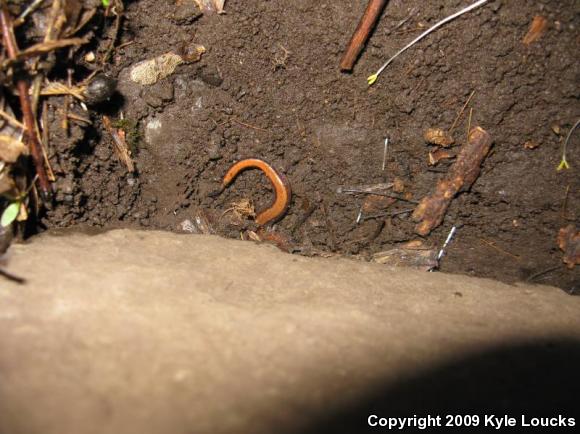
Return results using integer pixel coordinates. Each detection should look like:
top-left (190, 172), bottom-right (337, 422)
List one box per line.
top-left (560, 185), bottom-right (570, 220)
top-left (526, 265), bottom-right (561, 282)
top-left (102, 115), bottom-right (135, 172)
top-left (0, 7), bottom-right (51, 200)
top-left (15, 0), bottom-right (46, 27)
top-left (0, 109), bottom-right (25, 130)
top-left (232, 118), bottom-right (268, 133)
top-left (67, 113), bottom-right (92, 124)
top-left (386, 7), bottom-right (418, 35)
top-left (449, 90), bottom-right (475, 133)
top-left (338, 186), bottom-right (417, 204)
top-left (40, 82), bottom-right (86, 101)
top-left (102, 1), bottom-right (124, 64)
top-left (40, 101), bottom-right (55, 181)
top-left (18, 38), bottom-right (88, 59)
top-left (340, 0), bottom-right (388, 72)
top-left (321, 199), bottom-right (338, 251)
top-left (337, 182), bottom-right (393, 195)
top-left (368, 0), bottom-right (491, 85)
top-left (360, 208), bottom-right (413, 222)
top-left (412, 127), bottom-right (492, 235)
top-left (466, 107), bottom-right (473, 143)
top-left (480, 238), bottom-right (521, 261)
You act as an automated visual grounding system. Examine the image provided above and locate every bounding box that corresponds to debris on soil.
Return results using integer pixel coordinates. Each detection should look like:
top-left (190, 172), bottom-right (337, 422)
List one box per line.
top-left (337, 183), bottom-right (394, 195)
top-left (413, 127), bottom-right (493, 236)
top-left (362, 194), bottom-right (396, 214)
top-left (249, 228), bottom-right (295, 253)
top-left (392, 178), bottom-right (405, 194)
top-left (424, 128), bottom-right (455, 147)
top-left (193, 0), bottom-right (226, 14)
top-left (372, 240), bottom-right (438, 271)
top-left (523, 141), bottom-right (540, 150)
top-left (0, 135), bottom-right (27, 164)
top-left (130, 47), bottom-right (206, 85)
top-left (222, 198), bottom-right (255, 225)
top-left (102, 116), bottom-right (135, 173)
top-left (523, 16), bottom-right (548, 45)
top-left (557, 225), bottom-right (580, 269)
top-left (429, 149), bottom-right (454, 166)
top-left (179, 209), bottom-right (216, 234)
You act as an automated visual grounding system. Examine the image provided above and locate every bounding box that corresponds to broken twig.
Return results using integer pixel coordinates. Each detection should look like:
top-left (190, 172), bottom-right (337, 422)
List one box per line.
top-left (102, 116), bottom-right (135, 172)
top-left (412, 126), bottom-right (492, 236)
top-left (340, 0), bottom-right (388, 72)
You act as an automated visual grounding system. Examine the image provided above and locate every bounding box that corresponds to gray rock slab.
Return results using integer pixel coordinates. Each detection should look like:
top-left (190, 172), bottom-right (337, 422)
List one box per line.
top-left (0, 230), bottom-right (578, 434)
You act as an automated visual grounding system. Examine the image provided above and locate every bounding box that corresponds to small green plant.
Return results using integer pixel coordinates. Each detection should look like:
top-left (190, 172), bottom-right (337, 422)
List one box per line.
top-left (0, 200), bottom-right (21, 228)
top-left (0, 176), bottom-right (38, 228)
top-left (557, 119), bottom-right (579, 171)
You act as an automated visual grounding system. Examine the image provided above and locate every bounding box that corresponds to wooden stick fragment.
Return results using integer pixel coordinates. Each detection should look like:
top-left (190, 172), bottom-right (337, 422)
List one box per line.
top-left (340, 0), bottom-right (388, 72)
top-left (102, 116), bottom-right (135, 173)
top-left (412, 126), bottom-right (493, 236)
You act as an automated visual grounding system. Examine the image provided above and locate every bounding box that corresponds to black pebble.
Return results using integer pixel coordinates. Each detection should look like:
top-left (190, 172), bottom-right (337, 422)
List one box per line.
top-left (84, 74), bottom-right (117, 105)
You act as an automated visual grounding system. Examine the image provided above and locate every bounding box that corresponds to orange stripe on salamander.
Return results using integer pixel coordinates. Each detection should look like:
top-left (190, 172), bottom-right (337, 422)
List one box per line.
top-left (222, 158), bottom-right (291, 226)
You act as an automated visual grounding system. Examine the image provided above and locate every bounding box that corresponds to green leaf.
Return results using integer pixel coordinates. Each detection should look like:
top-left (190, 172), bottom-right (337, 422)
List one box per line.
top-left (102, 0), bottom-right (111, 7)
top-left (1, 201), bottom-right (21, 228)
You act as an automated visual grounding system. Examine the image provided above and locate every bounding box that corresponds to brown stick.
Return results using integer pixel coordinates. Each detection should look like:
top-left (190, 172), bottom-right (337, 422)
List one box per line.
top-left (0, 7), bottom-right (52, 201)
top-left (412, 127), bottom-right (493, 236)
top-left (340, 0), bottom-right (388, 72)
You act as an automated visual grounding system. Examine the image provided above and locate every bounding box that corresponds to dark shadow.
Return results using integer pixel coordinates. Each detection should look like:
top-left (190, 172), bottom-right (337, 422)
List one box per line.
top-left (302, 338), bottom-right (580, 433)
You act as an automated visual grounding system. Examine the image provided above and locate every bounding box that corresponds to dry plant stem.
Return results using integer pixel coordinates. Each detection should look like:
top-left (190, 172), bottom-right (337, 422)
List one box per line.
top-left (340, 0), bottom-right (388, 71)
top-left (0, 109), bottom-right (25, 129)
top-left (102, 116), bottom-right (135, 173)
top-left (369, 0), bottom-right (490, 84)
top-left (560, 118), bottom-right (580, 168)
top-left (412, 126), bottom-right (493, 236)
top-left (14, 0), bottom-right (46, 27)
top-left (102, 1), bottom-right (124, 64)
top-left (337, 182), bottom-right (393, 195)
top-left (17, 38), bottom-right (87, 59)
top-left (0, 7), bottom-right (51, 200)
top-left (232, 118), bottom-right (268, 132)
top-left (449, 90), bottom-right (475, 133)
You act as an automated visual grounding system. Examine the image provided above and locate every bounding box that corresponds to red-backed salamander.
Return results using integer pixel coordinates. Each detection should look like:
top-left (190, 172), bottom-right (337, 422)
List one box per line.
top-left (220, 158), bottom-right (291, 226)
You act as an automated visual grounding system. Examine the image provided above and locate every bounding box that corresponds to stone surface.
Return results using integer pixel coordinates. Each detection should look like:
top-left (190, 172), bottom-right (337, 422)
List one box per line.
top-left (0, 230), bottom-right (579, 434)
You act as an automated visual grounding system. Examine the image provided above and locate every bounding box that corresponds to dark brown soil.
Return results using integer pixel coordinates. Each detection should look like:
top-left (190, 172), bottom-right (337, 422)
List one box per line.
top-left (41, 0), bottom-right (579, 291)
